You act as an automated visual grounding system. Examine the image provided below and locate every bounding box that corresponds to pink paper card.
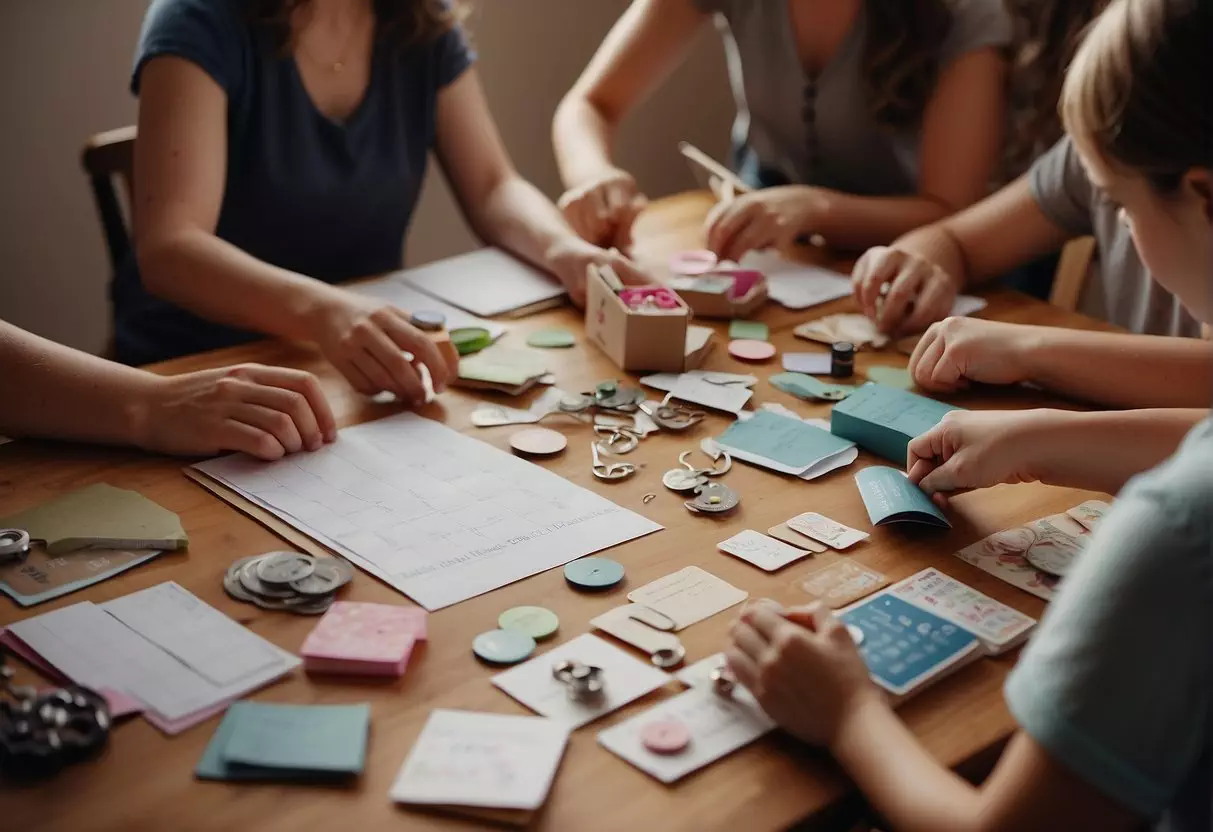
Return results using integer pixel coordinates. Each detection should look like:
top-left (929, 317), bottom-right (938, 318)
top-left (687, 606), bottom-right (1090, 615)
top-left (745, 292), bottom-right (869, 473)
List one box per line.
top-left (301, 601), bottom-right (427, 677)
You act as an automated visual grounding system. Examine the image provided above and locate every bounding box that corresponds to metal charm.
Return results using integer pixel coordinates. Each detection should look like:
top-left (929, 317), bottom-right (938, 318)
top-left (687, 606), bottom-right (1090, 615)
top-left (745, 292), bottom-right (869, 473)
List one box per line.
top-left (684, 482), bottom-right (741, 515)
top-left (593, 425), bottom-right (641, 455)
top-left (0, 529), bottom-right (31, 565)
top-left (649, 645), bottom-right (686, 670)
top-left (710, 666), bottom-right (736, 698)
top-left (592, 443), bottom-right (638, 481)
top-left (551, 660), bottom-right (606, 701)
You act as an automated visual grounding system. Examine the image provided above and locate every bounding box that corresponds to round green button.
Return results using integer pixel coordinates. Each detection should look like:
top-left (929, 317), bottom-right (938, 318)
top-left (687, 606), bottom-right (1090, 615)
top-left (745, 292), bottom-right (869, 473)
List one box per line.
top-left (564, 557), bottom-right (625, 591)
top-left (472, 628), bottom-right (536, 665)
top-left (526, 328), bottom-right (576, 349)
top-left (450, 327), bottom-right (493, 356)
top-left (498, 606), bottom-right (560, 640)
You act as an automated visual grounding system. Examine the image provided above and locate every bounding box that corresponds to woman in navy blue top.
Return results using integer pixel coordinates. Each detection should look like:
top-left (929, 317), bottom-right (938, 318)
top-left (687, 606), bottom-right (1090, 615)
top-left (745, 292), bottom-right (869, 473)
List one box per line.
top-left (123, 0), bottom-right (645, 406)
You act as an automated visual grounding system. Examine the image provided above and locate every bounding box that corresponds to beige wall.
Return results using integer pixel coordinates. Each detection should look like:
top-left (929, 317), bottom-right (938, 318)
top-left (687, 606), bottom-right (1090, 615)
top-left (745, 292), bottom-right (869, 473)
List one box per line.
top-left (0, 0), bottom-right (732, 355)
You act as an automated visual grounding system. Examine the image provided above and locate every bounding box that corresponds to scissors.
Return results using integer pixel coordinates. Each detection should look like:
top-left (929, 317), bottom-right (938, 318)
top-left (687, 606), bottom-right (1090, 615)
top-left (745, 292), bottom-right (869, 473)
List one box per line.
top-left (591, 443), bottom-right (637, 481)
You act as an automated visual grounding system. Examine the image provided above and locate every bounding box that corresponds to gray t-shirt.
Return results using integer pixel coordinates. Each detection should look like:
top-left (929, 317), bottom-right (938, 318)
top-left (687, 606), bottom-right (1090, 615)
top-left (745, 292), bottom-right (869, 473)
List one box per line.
top-left (1005, 418), bottom-right (1212, 831)
top-left (114, 0), bottom-right (475, 365)
top-left (694, 0), bottom-right (1011, 195)
top-left (1028, 137), bottom-right (1202, 337)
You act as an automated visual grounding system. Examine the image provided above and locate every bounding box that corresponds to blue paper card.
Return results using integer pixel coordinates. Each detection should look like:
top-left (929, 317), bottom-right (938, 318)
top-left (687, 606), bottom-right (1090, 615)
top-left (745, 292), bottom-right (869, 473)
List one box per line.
top-left (830, 383), bottom-right (960, 463)
top-left (716, 410), bottom-right (856, 475)
top-left (840, 593), bottom-right (981, 697)
top-left (196, 702), bottom-right (370, 781)
top-left (855, 467), bottom-right (950, 528)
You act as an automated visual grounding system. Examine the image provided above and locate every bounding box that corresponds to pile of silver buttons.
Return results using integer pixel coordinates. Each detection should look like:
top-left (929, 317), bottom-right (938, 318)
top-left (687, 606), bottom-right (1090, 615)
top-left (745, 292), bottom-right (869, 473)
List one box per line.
top-left (223, 551), bottom-right (353, 615)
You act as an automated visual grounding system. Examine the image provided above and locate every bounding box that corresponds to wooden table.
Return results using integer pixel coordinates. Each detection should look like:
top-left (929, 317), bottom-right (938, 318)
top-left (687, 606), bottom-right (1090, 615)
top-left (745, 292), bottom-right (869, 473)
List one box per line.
top-left (1, 192), bottom-right (1114, 831)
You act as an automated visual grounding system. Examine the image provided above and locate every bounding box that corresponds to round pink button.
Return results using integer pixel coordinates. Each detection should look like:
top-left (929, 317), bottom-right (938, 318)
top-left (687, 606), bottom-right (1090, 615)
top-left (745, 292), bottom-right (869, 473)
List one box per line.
top-left (668, 249), bottom-right (719, 276)
top-left (641, 718), bottom-right (691, 755)
top-left (728, 339), bottom-right (777, 362)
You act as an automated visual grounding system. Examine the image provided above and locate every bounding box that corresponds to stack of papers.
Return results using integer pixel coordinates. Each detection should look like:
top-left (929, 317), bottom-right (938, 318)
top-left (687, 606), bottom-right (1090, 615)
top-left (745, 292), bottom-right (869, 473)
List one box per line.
top-left (5, 582), bottom-right (300, 733)
top-left (391, 710), bottom-right (570, 813)
top-left (715, 410), bottom-right (858, 479)
top-left (397, 248), bottom-right (566, 318)
top-left (196, 702), bottom-right (370, 782)
top-left (456, 346), bottom-right (550, 395)
top-left (887, 568), bottom-right (1036, 655)
top-left (301, 601), bottom-right (428, 676)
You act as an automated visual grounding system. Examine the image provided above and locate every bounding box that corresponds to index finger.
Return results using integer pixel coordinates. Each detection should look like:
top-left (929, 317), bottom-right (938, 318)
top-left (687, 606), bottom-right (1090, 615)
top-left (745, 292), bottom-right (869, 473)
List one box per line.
top-left (906, 425), bottom-right (946, 477)
top-left (243, 365), bottom-right (338, 443)
top-left (742, 602), bottom-right (790, 642)
top-left (851, 247), bottom-right (901, 317)
top-left (380, 311), bottom-right (453, 392)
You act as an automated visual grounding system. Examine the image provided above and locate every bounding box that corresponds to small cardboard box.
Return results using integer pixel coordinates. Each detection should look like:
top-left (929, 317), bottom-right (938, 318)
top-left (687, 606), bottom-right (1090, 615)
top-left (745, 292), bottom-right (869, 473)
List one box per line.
top-left (585, 266), bottom-right (713, 373)
top-left (669, 272), bottom-right (768, 319)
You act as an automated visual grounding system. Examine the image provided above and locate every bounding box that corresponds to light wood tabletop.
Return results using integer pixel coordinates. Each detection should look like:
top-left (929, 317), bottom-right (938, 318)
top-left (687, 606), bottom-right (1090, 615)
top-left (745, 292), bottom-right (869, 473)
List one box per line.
top-left (1, 191), bottom-right (1116, 831)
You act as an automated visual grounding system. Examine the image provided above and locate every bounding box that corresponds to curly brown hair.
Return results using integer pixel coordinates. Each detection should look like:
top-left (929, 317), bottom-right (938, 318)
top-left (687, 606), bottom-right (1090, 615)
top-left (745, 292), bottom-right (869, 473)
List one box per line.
top-left (863, 0), bottom-right (954, 128)
top-left (1004, 0), bottom-right (1109, 172)
top-left (246, 0), bottom-right (466, 49)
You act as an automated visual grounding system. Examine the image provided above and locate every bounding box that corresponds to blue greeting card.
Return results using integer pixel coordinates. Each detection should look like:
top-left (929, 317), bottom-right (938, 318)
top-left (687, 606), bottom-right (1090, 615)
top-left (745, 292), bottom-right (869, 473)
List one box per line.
top-left (840, 593), bottom-right (982, 698)
top-left (716, 410), bottom-right (855, 475)
top-left (855, 467), bottom-right (950, 528)
top-left (830, 383), bottom-right (960, 463)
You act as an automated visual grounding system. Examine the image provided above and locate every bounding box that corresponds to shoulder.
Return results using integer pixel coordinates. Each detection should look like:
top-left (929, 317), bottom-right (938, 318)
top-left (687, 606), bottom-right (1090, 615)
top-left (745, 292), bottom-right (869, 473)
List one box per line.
top-left (940, 0), bottom-right (1013, 65)
top-left (1027, 137), bottom-right (1096, 234)
top-left (134, 0), bottom-right (251, 95)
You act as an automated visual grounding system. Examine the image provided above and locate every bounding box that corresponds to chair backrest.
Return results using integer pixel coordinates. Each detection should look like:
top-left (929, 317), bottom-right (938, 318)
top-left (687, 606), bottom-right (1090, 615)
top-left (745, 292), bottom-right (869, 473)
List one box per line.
top-left (1048, 235), bottom-right (1096, 312)
top-left (81, 125), bottom-right (137, 276)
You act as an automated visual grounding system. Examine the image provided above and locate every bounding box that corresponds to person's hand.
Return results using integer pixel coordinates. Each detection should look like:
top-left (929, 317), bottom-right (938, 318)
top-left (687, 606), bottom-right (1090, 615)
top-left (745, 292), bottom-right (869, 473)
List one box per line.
top-left (545, 236), bottom-right (652, 306)
top-left (704, 186), bottom-right (823, 263)
top-left (726, 599), bottom-right (880, 748)
top-left (909, 317), bottom-right (1040, 393)
top-left (312, 294), bottom-right (456, 405)
top-left (907, 409), bottom-right (1066, 504)
top-left (557, 168), bottom-right (648, 250)
top-left (130, 364), bottom-right (337, 460)
top-left (851, 246), bottom-right (963, 335)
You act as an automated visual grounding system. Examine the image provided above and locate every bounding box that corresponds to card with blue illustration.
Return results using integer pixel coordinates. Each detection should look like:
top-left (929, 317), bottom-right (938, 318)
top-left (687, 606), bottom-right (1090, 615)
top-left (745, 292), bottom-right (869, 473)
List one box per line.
top-left (839, 593), bottom-right (982, 700)
top-left (855, 466), bottom-right (950, 528)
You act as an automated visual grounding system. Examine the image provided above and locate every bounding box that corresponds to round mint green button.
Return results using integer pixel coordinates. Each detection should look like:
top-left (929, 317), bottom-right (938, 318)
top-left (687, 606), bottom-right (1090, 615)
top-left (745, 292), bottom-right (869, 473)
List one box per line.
top-left (472, 628), bottom-right (536, 665)
top-left (450, 327), bottom-right (492, 356)
top-left (564, 557), bottom-right (625, 591)
top-left (526, 328), bottom-right (576, 349)
top-left (498, 606), bottom-right (560, 640)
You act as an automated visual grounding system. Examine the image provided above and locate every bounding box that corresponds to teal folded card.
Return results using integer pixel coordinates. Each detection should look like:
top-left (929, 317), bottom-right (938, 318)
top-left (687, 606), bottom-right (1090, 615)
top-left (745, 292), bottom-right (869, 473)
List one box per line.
top-left (855, 467), bottom-right (950, 528)
top-left (716, 410), bottom-right (855, 475)
top-left (830, 382), bottom-right (960, 463)
top-left (196, 702), bottom-right (371, 782)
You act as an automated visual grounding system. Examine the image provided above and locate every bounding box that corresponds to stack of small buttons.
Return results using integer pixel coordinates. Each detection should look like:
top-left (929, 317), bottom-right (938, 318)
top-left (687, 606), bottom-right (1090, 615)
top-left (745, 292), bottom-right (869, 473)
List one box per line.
top-left (223, 551), bottom-right (353, 615)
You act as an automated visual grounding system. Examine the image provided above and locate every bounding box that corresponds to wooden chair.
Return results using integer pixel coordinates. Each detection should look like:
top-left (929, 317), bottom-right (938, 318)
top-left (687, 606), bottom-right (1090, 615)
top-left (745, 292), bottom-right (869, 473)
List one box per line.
top-left (81, 125), bottom-right (136, 358)
top-left (1048, 235), bottom-right (1096, 312)
top-left (81, 125), bottom-right (137, 278)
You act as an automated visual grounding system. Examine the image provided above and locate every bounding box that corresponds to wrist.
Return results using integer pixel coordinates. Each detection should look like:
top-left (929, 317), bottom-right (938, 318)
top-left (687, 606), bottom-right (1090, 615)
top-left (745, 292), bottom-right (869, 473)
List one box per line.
top-left (1016, 325), bottom-right (1055, 386)
top-left (828, 687), bottom-right (891, 759)
top-left (1018, 408), bottom-right (1081, 485)
top-left (297, 284), bottom-right (351, 339)
top-left (122, 372), bottom-right (164, 450)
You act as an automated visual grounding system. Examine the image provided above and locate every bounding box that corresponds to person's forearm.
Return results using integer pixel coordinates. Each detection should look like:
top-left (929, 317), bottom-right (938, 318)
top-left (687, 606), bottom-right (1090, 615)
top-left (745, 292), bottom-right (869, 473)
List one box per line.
top-left (813, 190), bottom-right (956, 252)
top-left (466, 175), bottom-right (582, 268)
top-left (831, 695), bottom-right (985, 832)
top-left (137, 228), bottom-right (347, 342)
top-left (0, 321), bottom-right (154, 446)
top-left (553, 95), bottom-right (619, 188)
top-left (1020, 328), bottom-right (1213, 408)
top-left (1031, 408), bottom-right (1206, 494)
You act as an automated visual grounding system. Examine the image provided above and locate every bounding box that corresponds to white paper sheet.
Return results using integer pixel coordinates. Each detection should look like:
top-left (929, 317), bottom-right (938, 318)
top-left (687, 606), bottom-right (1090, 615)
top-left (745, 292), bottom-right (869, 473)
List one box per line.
top-left (740, 251), bottom-right (853, 310)
top-left (390, 709), bottom-right (570, 810)
top-left (597, 685), bottom-right (774, 783)
top-left (626, 566), bottom-right (748, 630)
top-left (7, 585), bottom-right (299, 723)
top-left (492, 634), bottom-right (670, 729)
top-left (399, 248), bottom-right (566, 318)
top-left (639, 371), bottom-right (757, 393)
top-left (193, 414), bottom-right (662, 610)
top-left (349, 277), bottom-right (508, 341)
top-left (665, 377), bottom-right (753, 414)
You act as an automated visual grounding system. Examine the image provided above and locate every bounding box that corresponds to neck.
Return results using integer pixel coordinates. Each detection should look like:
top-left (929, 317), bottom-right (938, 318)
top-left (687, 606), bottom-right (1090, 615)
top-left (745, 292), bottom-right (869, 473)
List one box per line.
top-left (302, 0), bottom-right (372, 24)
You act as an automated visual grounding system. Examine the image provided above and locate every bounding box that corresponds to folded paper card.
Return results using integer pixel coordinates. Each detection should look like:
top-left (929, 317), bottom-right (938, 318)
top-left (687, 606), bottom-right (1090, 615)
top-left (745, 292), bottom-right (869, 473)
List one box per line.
top-left (196, 702), bottom-right (370, 781)
top-left (830, 383), bottom-right (961, 463)
top-left (0, 483), bottom-right (187, 554)
top-left (887, 568), bottom-right (1035, 655)
top-left (770, 372), bottom-right (855, 402)
top-left (718, 530), bottom-right (815, 572)
top-left (301, 601), bottom-right (428, 676)
top-left (716, 410), bottom-right (856, 476)
top-left (457, 347), bottom-right (549, 389)
top-left (626, 566), bottom-right (748, 630)
top-left (855, 467), bottom-right (950, 528)
top-left (839, 593), bottom-right (983, 701)
top-left (399, 248), bottom-right (565, 318)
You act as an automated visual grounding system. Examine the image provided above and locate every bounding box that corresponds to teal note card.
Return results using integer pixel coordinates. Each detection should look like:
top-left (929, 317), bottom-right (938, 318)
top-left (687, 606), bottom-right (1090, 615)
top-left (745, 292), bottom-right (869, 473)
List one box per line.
top-left (717, 410), bottom-right (856, 475)
top-left (830, 383), bottom-right (961, 463)
top-left (855, 467), bottom-right (950, 528)
top-left (196, 702), bottom-right (370, 782)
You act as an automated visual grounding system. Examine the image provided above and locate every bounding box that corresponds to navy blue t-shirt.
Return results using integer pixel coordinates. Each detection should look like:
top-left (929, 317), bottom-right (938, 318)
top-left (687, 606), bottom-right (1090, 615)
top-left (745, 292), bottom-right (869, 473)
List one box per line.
top-left (115, 0), bottom-right (474, 365)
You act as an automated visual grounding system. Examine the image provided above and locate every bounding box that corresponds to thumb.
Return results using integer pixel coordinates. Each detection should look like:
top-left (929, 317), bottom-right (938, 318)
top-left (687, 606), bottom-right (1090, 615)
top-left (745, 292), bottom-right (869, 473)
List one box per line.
top-left (918, 454), bottom-right (965, 495)
top-left (783, 601), bottom-right (829, 632)
top-left (605, 249), bottom-right (653, 286)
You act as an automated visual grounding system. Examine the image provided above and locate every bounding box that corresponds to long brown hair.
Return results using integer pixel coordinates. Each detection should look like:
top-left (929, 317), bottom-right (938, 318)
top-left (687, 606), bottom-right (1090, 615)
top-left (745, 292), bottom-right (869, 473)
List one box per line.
top-left (247, 0), bottom-right (466, 49)
top-left (1004, 0), bottom-right (1109, 172)
top-left (1061, 0), bottom-right (1212, 193)
top-left (863, 0), bottom-right (953, 128)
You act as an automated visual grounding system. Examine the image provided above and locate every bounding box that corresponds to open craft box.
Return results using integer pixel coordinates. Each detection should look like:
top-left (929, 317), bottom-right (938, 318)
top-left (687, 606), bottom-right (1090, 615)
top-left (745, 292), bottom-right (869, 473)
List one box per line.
top-left (668, 270), bottom-right (768, 319)
top-left (585, 265), bottom-right (714, 373)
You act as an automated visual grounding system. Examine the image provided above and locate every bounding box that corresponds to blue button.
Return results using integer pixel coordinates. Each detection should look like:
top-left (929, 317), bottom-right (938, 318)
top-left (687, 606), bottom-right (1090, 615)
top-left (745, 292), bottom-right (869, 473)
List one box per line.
top-left (564, 557), bottom-right (625, 590)
top-left (472, 628), bottom-right (537, 665)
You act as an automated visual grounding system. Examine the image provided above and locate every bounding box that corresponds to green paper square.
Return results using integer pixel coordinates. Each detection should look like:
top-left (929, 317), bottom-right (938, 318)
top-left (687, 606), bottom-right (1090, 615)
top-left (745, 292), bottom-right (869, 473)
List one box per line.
top-left (728, 320), bottom-right (769, 341)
